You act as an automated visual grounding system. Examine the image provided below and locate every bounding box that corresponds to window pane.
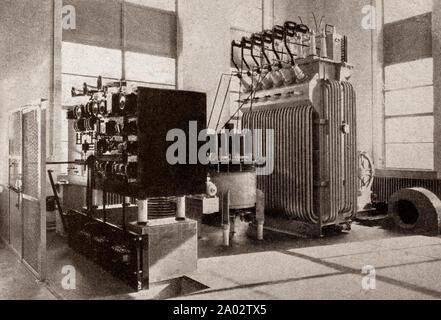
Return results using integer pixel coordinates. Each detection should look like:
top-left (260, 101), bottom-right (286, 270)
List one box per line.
top-left (384, 0), bottom-right (432, 23)
top-left (386, 143), bottom-right (434, 170)
top-left (385, 58), bottom-right (433, 90)
top-left (125, 0), bottom-right (176, 12)
top-left (386, 143), bottom-right (433, 170)
top-left (385, 116), bottom-right (433, 143)
top-left (62, 42), bottom-right (122, 79)
top-left (125, 51), bottom-right (175, 85)
top-left (385, 86), bottom-right (433, 116)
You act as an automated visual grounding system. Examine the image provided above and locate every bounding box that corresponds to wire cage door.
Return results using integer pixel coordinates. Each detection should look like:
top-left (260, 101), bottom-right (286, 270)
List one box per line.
top-left (7, 111), bottom-right (23, 256)
top-left (20, 104), bottom-right (47, 280)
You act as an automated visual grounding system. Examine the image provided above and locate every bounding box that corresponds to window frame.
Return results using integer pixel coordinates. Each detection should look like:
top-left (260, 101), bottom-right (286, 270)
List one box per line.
top-left (379, 0), bottom-right (435, 172)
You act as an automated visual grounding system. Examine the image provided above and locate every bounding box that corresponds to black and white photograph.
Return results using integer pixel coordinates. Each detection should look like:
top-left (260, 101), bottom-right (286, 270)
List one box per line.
top-left (0, 0), bottom-right (440, 308)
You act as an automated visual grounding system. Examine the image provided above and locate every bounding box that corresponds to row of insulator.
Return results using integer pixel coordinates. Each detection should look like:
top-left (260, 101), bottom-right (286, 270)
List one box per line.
top-left (70, 93), bottom-right (137, 120)
top-left (96, 139), bottom-right (138, 155)
top-left (238, 63), bottom-right (307, 94)
top-left (98, 120), bottom-right (137, 136)
top-left (95, 161), bottom-right (137, 179)
top-left (73, 99), bottom-right (107, 119)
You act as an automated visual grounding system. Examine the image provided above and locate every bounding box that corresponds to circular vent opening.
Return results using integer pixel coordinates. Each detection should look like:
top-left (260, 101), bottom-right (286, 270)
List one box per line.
top-left (396, 200), bottom-right (419, 226)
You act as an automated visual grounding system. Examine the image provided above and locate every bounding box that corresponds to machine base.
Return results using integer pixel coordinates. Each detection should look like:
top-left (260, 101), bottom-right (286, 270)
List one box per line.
top-left (66, 210), bottom-right (198, 291)
top-left (251, 215), bottom-right (352, 239)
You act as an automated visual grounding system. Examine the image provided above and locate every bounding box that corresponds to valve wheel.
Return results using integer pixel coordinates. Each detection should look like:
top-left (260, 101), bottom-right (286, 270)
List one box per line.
top-left (358, 151), bottom-right (374, 192)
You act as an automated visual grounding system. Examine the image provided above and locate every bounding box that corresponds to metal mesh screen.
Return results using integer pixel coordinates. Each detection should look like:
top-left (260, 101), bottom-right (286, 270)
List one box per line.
top-left (23, 111), bottom-right (39, 199)
top-left (9, 112), bottom-right (22, 159)
top-left (3, 112), bottom-right (22, 246)
top-left (22, 110), bottom-right (41, 273)
top-left (22, 199), bottom-right (40, 270)
top-left (0, 188), bottom-right (9, 241)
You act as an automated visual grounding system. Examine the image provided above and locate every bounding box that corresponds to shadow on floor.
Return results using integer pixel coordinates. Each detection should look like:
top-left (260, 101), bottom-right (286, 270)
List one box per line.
top-left (46, 218), bottom-right (409, 300)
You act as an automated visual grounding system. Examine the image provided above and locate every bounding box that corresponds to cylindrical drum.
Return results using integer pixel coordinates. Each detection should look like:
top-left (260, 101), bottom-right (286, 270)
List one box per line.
top-left (211, 170), bottom-right (257, 210)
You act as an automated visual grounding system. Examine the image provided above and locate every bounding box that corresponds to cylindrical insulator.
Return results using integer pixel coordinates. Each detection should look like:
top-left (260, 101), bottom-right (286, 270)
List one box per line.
top-left (126, 162), bottom-right (137, 179)
top-left (74, 105), bottom-right (84, 119)
top-left (257, 221), bottom-right (264, 241)
top-left (105, 161), bottom-right (114, 174)
top-left (99, 100), bottom-right (107, 115)
top-left (119, 94), bottom-right (126, 111)
top-left (117, 163), bottom-right (126, 175)
top-left (99, 162), bottom-right (107, 172)
top-left (223, 224), bottom-right (230, 247)
top-left (309, 31), bottom-right (317, 57)
top-left (261, 70), bottom-right (274, 90)
top-left (176, 196), bottom-right (186, 221)
top-left (293, 65), bottom-right (307, 82)
top-left (137, 199), bottom-right (148, 224)
top-left (91, 101), bottom-right (99, 117)
top-left (279, 64), bottom-right (296, 85)
top-left (320, 30), bottom-right (328, 58)
top-left (270, 68), bottom-right (285, 87)
top-left (112, 163), bottom-right (119, 174)
top-left (92, 189), bottom-right (102, 207)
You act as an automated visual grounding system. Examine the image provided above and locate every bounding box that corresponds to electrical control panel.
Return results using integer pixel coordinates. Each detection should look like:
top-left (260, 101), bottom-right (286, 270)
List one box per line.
top-left (68, 84), bottom-right (207, 199)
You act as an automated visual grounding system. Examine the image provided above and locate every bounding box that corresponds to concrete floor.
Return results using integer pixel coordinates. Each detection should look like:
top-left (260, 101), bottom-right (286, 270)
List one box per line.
top-left (0, 241), bottom-right (55, 300)
top-left (2, 219), bottom-right (441, 300)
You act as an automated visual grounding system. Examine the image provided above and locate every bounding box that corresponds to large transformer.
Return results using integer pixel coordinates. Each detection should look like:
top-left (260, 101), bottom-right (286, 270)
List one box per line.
top-left (241, 62), bottom-right (357, 237)
top-left (229, 21), bottom-right (357, 237)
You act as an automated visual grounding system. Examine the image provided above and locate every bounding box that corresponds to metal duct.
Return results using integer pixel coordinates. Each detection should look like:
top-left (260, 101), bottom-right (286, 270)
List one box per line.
top-left (373, 176), bottom-right (441, 204)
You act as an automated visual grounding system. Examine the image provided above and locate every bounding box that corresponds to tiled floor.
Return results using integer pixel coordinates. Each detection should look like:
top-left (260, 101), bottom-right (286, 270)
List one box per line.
top-left (2, 220), bottom-right (441, 300)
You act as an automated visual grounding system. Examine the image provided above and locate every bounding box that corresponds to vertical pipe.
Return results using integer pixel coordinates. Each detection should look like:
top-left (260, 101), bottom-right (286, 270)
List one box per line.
top-left (92, 189), bottom-right (100, 207)
top-left (102, 187), bottom-right (107, 223)
top-left (121, 0), bottom-right (126, 80)
top-left (221, 191), bottom-right (230, 247)
top-left (256, 189), bottom-right (265, 241)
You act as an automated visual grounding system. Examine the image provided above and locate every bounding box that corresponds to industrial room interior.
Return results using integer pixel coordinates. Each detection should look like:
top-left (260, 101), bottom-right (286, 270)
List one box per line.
top-left (2, 0), bottom-right (441, 301)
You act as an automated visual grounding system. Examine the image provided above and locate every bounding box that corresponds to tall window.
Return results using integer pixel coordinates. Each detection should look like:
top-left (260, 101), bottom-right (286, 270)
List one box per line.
top-left (60, 0), bottom-right (177, 173)
top-left (62, 0), bottom-right (177, 105)
top-left (383, 0), bottom-right (433, 170)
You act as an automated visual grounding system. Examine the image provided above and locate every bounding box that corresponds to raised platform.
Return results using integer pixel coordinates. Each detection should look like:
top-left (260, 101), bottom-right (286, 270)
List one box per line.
top-left (66, 209), bottom-right (198, 291)
top-left (128, 218), bottom-right (198, 284)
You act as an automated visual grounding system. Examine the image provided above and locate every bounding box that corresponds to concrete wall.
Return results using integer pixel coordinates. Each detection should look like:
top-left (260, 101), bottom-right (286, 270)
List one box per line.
top-left (319, 0), bottom-right (375, 157)
top-left (279, 0), bottom-right (376, 156)
top-left (177, 0), bottom-right (294, 128)
top-left (432, 2), bottom-right (441, 177)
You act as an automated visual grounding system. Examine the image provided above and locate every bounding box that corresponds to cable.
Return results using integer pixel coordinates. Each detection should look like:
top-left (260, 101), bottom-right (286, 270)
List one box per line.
top-left (218, 71), bottom-right (270, 132)
top-left (208, 73), bottom-right (233, 129)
